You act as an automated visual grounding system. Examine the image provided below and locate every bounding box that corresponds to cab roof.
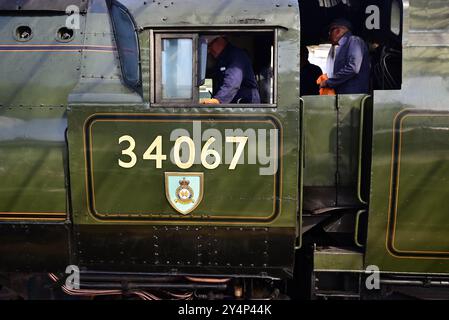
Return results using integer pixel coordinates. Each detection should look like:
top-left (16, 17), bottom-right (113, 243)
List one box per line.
top-left (0, 0), bottom-right (88, 12)
top-left (122, 0), bottom-right (299, 30)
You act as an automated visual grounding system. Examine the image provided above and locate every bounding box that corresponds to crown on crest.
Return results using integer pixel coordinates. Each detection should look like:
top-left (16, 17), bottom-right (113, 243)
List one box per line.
top-left (179, 178), bottom-right (190, 187)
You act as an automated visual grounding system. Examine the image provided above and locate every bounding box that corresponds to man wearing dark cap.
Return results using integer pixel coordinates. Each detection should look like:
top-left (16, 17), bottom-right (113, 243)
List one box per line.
top-left (202, 36), bottom-right (260, 104)
top-left (320, 18), bottom-right (370, 94)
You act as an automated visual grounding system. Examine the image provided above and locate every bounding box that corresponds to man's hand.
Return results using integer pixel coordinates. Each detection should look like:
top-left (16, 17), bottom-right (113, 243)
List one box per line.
top-left (200, 98), bottom-right (220, 104)
top-left (317, 74), bottom-right (335, 96)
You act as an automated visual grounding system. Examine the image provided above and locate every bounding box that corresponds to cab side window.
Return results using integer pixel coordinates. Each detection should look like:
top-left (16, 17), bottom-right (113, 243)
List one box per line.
top-left (152, 31), bottom-right (275, 106)
top-left (155, 34), bottom-right (198, 103)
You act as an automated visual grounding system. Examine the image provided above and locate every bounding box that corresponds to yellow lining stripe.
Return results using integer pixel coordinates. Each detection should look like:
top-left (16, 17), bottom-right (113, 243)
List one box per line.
top-left (81, 112), bottom-right (284, 224)
top-left (386, 110), bottom-right (449, 259)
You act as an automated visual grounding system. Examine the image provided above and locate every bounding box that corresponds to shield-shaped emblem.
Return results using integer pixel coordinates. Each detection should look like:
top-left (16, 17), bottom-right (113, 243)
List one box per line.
top-left (165, 172), bottom-right (204, 215)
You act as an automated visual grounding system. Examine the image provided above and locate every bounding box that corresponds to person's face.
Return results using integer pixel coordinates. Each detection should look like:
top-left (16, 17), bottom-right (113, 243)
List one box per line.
top-left (329, 26), bottom-right (348, 45)
top-left (208, 37), bottom-right (226, 58)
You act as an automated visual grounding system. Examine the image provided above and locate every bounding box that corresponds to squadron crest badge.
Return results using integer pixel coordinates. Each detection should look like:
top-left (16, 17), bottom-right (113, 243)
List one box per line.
top-left (165, 172), bottom-right (204, 215)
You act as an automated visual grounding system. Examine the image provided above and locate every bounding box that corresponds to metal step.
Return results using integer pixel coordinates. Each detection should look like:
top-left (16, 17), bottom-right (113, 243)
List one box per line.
top-left (315, 290), bottom-right (360, 299)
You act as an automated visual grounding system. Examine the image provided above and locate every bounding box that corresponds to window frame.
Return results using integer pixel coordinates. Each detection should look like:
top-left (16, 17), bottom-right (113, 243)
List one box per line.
top-left (154, 33), bottom-right (198, 104)
top-left (151, 28), bottom-right (278, 107)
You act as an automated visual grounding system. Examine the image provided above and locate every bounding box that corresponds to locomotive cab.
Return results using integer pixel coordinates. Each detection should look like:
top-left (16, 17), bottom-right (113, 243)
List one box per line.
top-left (150, 31), bottom-right (276, 105)
top-left (298, 0), bottom-right (403, 246)
top-left (0, 0), bottom-right (300, 299)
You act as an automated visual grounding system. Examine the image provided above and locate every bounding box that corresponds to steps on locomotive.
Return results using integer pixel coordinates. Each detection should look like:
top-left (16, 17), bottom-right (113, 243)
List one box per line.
top-left (311, 246), bottom-right (363, 300)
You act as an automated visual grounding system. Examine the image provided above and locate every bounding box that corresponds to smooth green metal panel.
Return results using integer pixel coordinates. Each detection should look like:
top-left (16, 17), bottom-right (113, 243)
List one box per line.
top-left (337, 95), bottom-right (372, 207)
top-left (302, 94), bottom-right (369, 209)
top-left (0, 107), bottom-right (67, 214)
top-left (338, 95), bottom-right (367, 188)
top-left (365, 20), bottom-right (449, 273)
top-left (68, 106), bottom-right (299, 275)
top-left (364, 1), bottom-right (449, 275)
top-left (303, 95), bottom-right (336, 187)
top-left (392, 114), bottom-right (449, 253)
top-left (68, 107), bottom-right (299, 228)
top-left (314, 247), bottom-right (364, 272)
top-left (277, 27), bottom-right (301, 110)
top-left (90, 119), bottom-right (275, 217)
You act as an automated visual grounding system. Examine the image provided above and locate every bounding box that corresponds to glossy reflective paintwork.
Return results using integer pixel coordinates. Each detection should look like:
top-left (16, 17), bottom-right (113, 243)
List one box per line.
top-left (0, 109), bottom-right (67, 215)
top-left (365, 0), bottom-right (449, 274)
top-left (302, 94), bottom-right (370, 212)
top-left (127, 0), bottom-right (298, 30)
top-left (1, 0), bottom-right (449, 283)
top-left (63, 0), bottom-right (300, 276)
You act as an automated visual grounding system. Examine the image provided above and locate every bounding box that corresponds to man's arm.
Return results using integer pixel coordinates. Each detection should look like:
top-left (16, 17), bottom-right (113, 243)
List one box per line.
top-left (213, 59), bottom-right (244, 104)
top-left (326, 37), bottom-right (364, 88)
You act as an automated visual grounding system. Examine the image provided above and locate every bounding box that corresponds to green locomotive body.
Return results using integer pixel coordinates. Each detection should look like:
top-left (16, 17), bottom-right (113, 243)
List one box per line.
top-left (0, 0), bottom-right (448, 299)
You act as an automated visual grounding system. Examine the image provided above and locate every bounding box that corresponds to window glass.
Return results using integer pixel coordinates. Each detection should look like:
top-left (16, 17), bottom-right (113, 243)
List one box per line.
top-left (390, 0), bottom-right (401, 36)
top-left (154, 31), bottom-right (275, 105)
top-left (110, 3), bottom-right (140, 88)
top-left (162, 39), bottom-right (193, 99)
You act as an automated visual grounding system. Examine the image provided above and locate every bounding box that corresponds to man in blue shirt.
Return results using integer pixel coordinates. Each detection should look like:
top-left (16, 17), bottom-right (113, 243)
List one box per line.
top-left (320, 19), bottom-right (371, 94)
top-left (202, 36), bottom-right (260, 104)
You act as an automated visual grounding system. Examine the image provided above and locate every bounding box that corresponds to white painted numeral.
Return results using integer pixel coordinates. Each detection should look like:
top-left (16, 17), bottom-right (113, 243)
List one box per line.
top-left (226, 136), bottom-right (248, 170)
top-left (174, 136), bottom-right (195, 169)
top-left (143, 136), bottom-right (167, 168)
top-left (201, 137), bottom-right (221, 170)
top-left (118, 135), bottom-right (137, 169)
top-left (119, 135), bottom-right (250, 170)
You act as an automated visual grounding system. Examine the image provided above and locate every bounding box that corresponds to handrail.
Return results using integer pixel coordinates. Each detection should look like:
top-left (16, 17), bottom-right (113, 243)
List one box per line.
top-left (295, 98), bottom-right (305, 250)
top-left (357, 95), bottom-right (371, 205)
top-left (354, 209), bottom-right (367, 248)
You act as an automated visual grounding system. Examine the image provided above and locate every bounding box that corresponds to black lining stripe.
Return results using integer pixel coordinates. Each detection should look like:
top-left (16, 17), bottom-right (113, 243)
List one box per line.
top-left (0, 213), bottom-right (66, 219)
top-left (387, 109), bottom-right (449, 258)
top-left (84, 114), bottom-right (282, 223)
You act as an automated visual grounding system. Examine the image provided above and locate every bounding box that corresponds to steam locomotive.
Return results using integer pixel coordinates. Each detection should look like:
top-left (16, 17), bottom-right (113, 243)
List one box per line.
top-left (0, 0), bottom-right (448, 300)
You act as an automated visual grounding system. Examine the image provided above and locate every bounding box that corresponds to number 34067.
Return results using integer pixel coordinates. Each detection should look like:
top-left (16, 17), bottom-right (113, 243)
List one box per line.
top-left (118, 135), bottom-right (248, 170)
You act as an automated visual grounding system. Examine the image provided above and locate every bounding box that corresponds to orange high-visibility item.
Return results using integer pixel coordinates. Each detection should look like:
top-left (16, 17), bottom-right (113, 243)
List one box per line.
top-left (200, 98), bottom-right (220, 104)
top-left (316, 74), bottom-right (336, 96)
